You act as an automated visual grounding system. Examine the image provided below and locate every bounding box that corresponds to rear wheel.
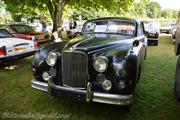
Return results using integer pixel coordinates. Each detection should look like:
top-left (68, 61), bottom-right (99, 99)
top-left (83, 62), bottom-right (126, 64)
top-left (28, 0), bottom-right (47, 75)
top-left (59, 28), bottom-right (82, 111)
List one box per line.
top-left (175, 56), bottom-right (180, 102)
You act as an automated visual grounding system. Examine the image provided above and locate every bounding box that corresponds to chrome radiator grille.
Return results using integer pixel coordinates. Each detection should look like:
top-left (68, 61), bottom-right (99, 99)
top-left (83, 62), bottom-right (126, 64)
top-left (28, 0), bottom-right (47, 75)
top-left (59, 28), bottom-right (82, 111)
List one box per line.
top-left (62, 51), bottom-right (88, 87)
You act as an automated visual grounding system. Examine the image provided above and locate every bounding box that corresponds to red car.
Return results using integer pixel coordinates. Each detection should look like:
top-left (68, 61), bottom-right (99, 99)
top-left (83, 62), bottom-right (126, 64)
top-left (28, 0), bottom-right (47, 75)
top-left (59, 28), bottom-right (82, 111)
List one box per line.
top-left (0, 24), bottom-right (52, 47)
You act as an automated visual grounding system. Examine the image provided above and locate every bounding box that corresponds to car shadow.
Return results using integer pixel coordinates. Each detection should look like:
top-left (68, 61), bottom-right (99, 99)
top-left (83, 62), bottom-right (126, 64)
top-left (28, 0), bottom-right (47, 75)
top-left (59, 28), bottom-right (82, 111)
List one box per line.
top-left (50, 95), bottom-right (131, 120)
top-left (0, 57), bottom-right (33, 70)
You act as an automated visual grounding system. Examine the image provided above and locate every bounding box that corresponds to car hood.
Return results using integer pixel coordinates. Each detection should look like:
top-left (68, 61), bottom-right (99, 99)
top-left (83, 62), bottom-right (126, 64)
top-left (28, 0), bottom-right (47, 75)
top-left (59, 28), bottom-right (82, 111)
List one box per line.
top-left (0, 37), bottom-right (33, 48)
top-left (65, 34), bottom-right (134, 53)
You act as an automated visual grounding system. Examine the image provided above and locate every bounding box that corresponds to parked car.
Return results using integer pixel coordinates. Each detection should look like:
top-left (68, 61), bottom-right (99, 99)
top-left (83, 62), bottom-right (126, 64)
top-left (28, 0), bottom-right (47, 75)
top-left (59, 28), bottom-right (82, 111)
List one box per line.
top-left (143, 20), bottom-right (160, 46)
top-left (0, 24), bottom-right (52, 47)
top-left (175, 13), bottom-right (180, 102)
top-left (31, 17), bottom-right (147, 107)
top-left (160, 23), bottom-right (176, 39)
top-left (0, 29), bottom-right (37, 63)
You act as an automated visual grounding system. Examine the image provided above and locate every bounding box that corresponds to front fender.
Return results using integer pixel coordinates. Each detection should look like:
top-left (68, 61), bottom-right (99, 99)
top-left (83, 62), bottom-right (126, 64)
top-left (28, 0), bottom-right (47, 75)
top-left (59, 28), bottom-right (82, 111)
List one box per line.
top-left (32, 41), bottom-right (67, 67)
top-left (32, 41), bottom-right (67, 82)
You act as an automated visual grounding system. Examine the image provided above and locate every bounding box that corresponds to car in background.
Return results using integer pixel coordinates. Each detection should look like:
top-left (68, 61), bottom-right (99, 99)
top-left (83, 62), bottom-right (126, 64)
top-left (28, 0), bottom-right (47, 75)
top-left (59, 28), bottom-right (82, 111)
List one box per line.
top-left (0, 24), bottom-right (52, 47)
top-left (0, 29), bottom-right (37, 63)
top-left (31, 17), bottom-right (147, 107)
top-left (175, 12), bottom-right (180, 103)
top-left (160, 23), bottom-right (176, 39)
top-left (143, 20), bottom-right (160, 46)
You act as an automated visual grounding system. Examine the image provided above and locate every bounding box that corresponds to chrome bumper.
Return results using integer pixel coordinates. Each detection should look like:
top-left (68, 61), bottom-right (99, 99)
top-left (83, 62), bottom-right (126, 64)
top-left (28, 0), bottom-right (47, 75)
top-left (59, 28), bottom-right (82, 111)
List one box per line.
top-left (31, 79), bottom-right (133, 105)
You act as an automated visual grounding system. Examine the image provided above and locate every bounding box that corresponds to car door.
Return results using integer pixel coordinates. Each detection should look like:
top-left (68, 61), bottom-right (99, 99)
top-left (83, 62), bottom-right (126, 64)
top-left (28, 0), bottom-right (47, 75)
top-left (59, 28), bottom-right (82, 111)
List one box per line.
top-left (136, 22), bottom-right (147, 62)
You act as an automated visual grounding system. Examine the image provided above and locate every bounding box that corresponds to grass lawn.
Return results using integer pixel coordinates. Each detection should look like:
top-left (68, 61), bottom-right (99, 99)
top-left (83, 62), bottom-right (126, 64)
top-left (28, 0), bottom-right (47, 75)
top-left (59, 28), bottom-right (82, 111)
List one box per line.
top-left (0, 34), bottom-right (180, 120)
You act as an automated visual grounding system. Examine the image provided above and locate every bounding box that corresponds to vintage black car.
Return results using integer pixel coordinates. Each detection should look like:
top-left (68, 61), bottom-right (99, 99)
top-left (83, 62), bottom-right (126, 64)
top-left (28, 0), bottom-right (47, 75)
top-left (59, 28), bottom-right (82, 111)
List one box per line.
top-left (175, 12), bottom-right (180, 102)
top-left (31, 17), bottom-right (147, 106)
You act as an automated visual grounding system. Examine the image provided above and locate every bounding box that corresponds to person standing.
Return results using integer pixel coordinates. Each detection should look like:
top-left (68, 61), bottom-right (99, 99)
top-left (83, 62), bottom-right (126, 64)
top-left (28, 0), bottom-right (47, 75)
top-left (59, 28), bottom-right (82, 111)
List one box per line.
top-left (41, 21), bottom-right (47, 33)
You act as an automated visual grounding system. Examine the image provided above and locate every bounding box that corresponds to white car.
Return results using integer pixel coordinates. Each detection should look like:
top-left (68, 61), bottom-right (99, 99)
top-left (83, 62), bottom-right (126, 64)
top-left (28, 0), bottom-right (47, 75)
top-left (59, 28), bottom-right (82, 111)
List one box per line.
top-left (143, 20), bottom-right (160, 46)
top-left (0, 29), bottom-right (37, 62)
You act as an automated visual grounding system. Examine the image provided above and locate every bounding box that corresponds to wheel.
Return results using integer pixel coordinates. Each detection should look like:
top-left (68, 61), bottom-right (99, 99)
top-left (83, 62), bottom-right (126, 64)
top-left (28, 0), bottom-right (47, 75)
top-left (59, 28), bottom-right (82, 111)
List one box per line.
top-left (175, 56), bottom-right (180, 102)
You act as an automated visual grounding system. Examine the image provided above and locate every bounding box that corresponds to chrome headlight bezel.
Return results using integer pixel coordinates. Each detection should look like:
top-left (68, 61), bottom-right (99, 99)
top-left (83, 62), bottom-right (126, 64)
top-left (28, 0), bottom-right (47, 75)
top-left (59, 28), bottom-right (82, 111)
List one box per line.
top-left (46, 52), bottom-right (57, 66)
top-left (93, 56), bottom-right (109, 73)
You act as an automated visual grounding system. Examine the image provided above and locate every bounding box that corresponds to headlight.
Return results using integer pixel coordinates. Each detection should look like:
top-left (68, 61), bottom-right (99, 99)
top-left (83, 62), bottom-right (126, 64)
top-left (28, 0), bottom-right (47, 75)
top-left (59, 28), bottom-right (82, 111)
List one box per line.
top-left (46, 52), bottom-right (57, 66)
top-left (93, 56), bottom-right (108, 72)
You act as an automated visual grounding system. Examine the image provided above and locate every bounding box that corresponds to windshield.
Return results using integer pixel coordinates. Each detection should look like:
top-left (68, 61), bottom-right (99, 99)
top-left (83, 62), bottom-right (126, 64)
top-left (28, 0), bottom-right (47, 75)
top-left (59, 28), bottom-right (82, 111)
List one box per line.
top-left (83, 20), bottom-right (135, 35)
top-left (143, 21), bottom-right (160, 30)
top-left (11, 25), bottom-right (34, 33)
top-left (0, 29), bottom-right (13, 38)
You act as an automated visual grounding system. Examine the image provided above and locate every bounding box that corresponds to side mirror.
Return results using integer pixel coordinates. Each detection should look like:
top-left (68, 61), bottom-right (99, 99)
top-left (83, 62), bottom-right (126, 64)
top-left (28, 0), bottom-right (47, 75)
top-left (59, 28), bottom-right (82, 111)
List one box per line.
top-left (133, 40), bottom-right (139, 47)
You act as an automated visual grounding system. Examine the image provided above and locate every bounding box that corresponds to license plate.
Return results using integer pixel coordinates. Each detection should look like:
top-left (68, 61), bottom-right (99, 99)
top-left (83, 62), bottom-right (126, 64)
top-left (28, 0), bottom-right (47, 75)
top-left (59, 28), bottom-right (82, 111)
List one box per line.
top-left (150, 33), bottom-right (155, 36)
top-left (13, 47), bottom-right (27, 52)
top-left (37, 35), bottom-right (45, 40)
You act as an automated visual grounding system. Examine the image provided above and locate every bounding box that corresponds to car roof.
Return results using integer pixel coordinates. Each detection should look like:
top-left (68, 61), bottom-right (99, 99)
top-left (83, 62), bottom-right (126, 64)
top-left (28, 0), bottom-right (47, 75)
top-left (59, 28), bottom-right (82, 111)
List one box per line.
top-left (86, 17), bottom-right (140, 23)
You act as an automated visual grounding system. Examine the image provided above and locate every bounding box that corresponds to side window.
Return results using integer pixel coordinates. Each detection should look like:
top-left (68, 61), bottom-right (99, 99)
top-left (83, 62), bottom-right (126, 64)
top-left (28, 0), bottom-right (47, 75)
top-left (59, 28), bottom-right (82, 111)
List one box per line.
top-left (137, 23), bottom-right (144, 36)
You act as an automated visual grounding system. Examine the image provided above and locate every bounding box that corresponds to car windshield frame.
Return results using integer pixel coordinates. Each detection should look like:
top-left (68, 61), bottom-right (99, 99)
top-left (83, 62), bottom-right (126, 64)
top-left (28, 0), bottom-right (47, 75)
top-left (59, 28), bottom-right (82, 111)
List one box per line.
top-left (82, 20), bottom-right (136, 36)
top-left (10, 25), bottom-right (34, 33)
top-left (0, 29), bottom-right (13, 38)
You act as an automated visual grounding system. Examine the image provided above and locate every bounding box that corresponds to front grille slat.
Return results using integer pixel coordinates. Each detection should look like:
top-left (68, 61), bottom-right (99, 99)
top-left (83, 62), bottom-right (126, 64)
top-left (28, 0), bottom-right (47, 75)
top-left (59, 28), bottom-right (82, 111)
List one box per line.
top-left (62, 51), bottom-right (88, 87)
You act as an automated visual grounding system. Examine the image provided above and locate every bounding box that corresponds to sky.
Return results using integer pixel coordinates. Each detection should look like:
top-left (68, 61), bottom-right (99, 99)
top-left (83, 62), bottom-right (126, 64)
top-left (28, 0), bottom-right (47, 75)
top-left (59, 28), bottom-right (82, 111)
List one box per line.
top-left (152, 0), bottom-right (180, 10)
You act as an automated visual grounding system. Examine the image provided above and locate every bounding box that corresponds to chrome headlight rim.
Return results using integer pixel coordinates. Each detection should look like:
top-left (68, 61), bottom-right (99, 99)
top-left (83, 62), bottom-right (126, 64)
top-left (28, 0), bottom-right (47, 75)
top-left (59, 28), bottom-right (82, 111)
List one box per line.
top-left (93, 56), bottom-right (109, 73)
top-left (46, 52), bottom-right (57, 67)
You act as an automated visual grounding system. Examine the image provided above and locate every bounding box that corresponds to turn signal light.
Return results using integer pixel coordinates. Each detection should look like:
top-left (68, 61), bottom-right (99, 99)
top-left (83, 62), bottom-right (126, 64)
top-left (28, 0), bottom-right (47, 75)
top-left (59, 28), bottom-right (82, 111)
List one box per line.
top-left (0, 46), bottom-right (7, 57)
top-left (34, 42), bottom-right (39, 48)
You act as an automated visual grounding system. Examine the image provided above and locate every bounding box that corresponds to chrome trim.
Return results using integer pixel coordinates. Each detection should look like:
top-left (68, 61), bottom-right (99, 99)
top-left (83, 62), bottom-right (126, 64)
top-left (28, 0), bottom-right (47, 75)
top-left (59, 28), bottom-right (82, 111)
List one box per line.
top-left (61, 51), bottom-right (88, 87)
top-left (86, 82), bottom-right (93, 102)
top-left (93, 92), bottom-right (133, 105)
top-left (48, 77), bottom-right (53, 94)
top-left (31, 80), bottom-right (48, 92)
top-left (31, 80), bottom-right (133, 105)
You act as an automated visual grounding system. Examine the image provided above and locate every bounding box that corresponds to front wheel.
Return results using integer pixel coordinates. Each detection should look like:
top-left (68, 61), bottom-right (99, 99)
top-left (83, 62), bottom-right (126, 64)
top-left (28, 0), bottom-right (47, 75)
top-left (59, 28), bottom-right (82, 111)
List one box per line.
top-left (175, 56), bottom-right (180, 102)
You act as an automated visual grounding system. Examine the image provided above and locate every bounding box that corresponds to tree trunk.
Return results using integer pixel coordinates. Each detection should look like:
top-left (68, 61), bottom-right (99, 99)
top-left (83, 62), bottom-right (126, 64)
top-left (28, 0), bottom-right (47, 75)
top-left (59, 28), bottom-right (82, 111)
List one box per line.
top-left (47, 0), bottom-right (65, 32)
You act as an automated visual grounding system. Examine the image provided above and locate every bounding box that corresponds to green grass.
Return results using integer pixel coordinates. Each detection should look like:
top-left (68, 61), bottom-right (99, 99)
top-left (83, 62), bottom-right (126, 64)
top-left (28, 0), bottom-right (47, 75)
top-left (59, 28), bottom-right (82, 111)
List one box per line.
top-left (0, 34), bottom-right (180, 120)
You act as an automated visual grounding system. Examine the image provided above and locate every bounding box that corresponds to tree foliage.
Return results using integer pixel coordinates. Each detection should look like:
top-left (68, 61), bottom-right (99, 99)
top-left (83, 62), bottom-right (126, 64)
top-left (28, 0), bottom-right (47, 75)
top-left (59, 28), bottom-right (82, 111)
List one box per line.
top-left (3, 0), bottom-right (133, 32)
top-left (146, 1), bottom-right (161, 18)
top-left (130, 0), bottom-right (150, 18)
top-left (161, 9), bottom-right (178, 19)
top-left (0, 0), bottom-right (12, 23)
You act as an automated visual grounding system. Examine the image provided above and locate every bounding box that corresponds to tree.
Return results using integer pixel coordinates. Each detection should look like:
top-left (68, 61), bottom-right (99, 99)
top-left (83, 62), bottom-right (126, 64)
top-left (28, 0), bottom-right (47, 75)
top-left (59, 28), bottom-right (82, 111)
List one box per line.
top-left (3, 0), bottom-right (49, 22)
top-left (130, 0), bottom-right (150, 18)
top-left (0, 0), bottom-right (12, 23)
top-left (146, 1), bottom-right (161, 18)
top-left (4, 0), bottom-right (133, 32)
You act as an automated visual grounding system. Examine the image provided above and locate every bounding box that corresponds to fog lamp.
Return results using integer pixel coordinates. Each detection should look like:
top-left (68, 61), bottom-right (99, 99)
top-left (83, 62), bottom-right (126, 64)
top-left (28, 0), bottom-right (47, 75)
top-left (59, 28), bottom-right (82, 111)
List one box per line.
top-left (102, 79), bottom-right (112, 91)
top-left (118, 80), bottom-right (126, 89)
top-left (49, 67), bottom-right (57, 77)
top-left (42, 72), bottom-right (51, 81)
top-left (96, 74), bottom-right (106, 84)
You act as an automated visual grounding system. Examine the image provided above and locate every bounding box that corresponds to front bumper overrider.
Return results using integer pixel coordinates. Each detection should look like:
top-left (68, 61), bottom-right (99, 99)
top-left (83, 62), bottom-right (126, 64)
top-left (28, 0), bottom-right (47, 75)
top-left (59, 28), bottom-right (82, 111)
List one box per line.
top-left (31, 79), bottom-right (133, 105)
